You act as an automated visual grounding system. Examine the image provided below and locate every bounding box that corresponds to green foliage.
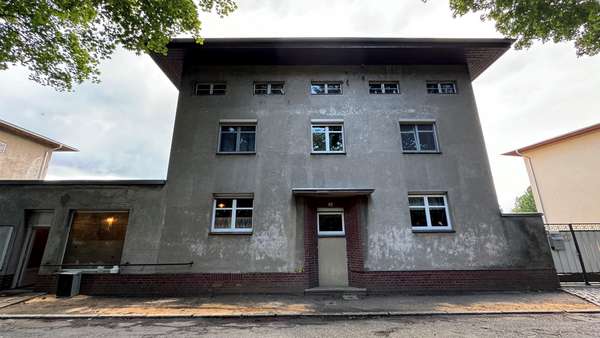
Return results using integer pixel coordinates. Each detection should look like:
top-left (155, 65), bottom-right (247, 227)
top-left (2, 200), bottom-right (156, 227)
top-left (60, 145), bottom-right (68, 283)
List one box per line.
top-left (446, 0), bottom-right (600, 56)
top-left (512, 186), bottom-right (538, 213)
top-left (0, 0), bottom-right (237, 90)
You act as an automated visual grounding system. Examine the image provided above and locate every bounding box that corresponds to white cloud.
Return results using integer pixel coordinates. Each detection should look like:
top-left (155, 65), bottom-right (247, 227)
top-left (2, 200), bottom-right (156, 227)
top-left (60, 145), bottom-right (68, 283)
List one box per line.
top-left (0, 0), bottom-right (598, 211)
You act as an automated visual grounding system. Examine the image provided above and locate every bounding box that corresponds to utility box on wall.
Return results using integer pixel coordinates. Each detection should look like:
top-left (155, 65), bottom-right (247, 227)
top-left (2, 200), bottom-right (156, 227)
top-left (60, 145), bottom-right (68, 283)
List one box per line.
top-left (56, 271), bottom-right (81, 297)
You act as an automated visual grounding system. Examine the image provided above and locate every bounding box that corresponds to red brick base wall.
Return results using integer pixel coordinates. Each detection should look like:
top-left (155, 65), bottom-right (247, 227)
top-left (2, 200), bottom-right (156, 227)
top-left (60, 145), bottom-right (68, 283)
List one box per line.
top-left (352, 269), bottom-right (560, 293)
top-left (35, 273), bottom-right (309, 296)
top-left (33, 268), bottom-right (558, 296)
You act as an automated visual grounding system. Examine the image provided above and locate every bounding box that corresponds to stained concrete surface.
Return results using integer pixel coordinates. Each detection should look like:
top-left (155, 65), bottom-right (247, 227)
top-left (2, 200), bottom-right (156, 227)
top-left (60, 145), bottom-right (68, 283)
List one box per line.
top-left (1, 313), bottom-right (600, 337)
top-left (0, 291), bottom-right (598, 317)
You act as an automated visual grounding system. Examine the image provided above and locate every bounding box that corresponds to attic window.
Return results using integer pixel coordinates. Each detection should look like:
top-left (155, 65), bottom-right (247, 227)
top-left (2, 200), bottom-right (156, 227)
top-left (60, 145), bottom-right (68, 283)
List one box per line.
top-left (254, 82), bottom-right (284, 95)
top-left (310, 82), bottom-right (342, 95)
top-left (369, 82), bottom-right (400, 94)
top-left (0, 142), bottom-right (6, 153)
top-left (426, 82), bottom-right (457, 94)
top-left (195, 83), bottom-right (226, 96)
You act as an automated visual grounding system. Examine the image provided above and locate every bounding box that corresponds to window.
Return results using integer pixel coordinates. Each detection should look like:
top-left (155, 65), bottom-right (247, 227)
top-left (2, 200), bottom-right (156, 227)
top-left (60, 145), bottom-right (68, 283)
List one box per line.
top-left (212, 198), bottom-right (253, 233)
top-left (311, 124), bottom-right (344, 153)
top-left (63, 211), bottom-right (129, 266)
top-left (400, 123), bottom-right (438, 152)
top-left (218, 125), bottom-right (256, 153)
top-left (426, 81), bottom-right (456, 94)
top-left (369, 82), bottom-right (400, 94)
top-left (0, 142), bottom-right (6, 153)
top-left (310, 82), bottom-right (342, 95)
top-left (317, 209), bottom-right (345, 236)
top-left (408, 195), bottom-right (452, 231)
top-left (195, 83), bottom-right (226, 95)
top-left (254, 82), bottom-right (284, 95)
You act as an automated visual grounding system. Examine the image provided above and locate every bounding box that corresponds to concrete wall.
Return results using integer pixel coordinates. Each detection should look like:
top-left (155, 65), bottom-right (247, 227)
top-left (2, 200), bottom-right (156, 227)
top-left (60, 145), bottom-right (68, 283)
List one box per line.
top-left (0, 130), bottom-right (53, 179)
top-left (160, 64), bottom-right (551, 273)
top-left (0, 183), bottom-right (167, 282)
top-left (522, 128), bottom-right (600, 224)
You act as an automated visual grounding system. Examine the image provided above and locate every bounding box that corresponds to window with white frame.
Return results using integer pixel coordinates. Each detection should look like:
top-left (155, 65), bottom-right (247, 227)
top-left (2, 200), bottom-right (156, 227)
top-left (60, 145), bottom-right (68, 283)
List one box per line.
top-left (195, 83), bottom-right (226, 95)
top-left (408, 195), bottom-right (452, 231)
top-left (212, 197), bottom-right (253, 233)
top-left (254, 82), bottom-right (284, 95)
top-left (369, 82), bottom-right (400, 94)
top-left (317, 209), bottom-right (345, 236)
top-left (218, 125), bottom-right (256, 153)
top-left (400, 123), bottom-right (439, 152)
top-left (426, 81), bottom-right (456, 94)
top-left (310, 82), bottom-right (342, 95)
top-left (0, 142), bottom-right (6, 153)
top-left (311, 124), bottom-right (344, 153)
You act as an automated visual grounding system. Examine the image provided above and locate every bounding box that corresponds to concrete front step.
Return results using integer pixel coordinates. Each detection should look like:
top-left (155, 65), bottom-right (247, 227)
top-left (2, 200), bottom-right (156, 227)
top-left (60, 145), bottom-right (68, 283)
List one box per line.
top-left (304, 286), bottom-right (367, 297)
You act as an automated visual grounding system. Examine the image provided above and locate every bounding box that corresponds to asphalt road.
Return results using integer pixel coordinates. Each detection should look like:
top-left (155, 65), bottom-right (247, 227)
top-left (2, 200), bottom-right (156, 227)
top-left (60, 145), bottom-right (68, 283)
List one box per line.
top-left (1, 313), bottom-right (600, 337)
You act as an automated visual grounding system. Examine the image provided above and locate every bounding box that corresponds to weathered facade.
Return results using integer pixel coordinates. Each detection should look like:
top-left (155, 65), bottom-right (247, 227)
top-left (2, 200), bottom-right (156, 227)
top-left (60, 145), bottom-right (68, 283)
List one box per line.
top-left (0, 38), bottom-right (559, 294)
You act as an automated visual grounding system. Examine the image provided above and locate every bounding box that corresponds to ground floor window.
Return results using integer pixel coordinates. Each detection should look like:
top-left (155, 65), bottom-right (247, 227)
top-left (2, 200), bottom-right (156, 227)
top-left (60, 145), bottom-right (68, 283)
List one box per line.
top-left (62, 211), bottom-right (129, 266)
top-left (408, 195), bottom-right (452, 231)
top-left (212, 197), bottom-right (254, 233)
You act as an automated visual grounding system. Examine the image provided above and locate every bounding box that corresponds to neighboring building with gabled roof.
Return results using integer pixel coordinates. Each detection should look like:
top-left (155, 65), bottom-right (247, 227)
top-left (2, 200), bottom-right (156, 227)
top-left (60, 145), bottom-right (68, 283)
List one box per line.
top-left (0, 119), bottom-right (77, 179)
top-left (504, 122), bottom-right (600, 223)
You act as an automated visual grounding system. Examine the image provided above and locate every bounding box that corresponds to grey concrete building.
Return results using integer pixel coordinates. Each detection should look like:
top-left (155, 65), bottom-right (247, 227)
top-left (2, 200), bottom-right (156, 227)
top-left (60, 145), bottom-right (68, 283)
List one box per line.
top-left (0, 38), bottom-right (558, 294)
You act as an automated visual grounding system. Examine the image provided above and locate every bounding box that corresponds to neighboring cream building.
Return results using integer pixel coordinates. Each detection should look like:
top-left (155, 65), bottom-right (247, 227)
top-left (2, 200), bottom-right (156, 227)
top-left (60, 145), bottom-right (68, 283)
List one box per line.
top-left (0, 119), bottom-right (77, 179)
top-left (504, 122), bottom-right (600, 224)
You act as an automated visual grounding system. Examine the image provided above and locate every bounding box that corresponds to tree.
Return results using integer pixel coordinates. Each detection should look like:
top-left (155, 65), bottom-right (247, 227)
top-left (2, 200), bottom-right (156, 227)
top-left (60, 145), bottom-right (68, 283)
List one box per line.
top-left (446, 0), bottom-right (600, 56)
top-left (512, 186), bottom-right (538, 213)
top-left (0, 0), bottom-right (237, 91)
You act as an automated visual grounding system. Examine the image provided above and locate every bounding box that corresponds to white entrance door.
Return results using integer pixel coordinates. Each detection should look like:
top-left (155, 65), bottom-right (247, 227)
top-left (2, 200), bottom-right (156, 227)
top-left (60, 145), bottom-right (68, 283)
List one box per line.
top-left (317, 208), bottom-right (348, 287)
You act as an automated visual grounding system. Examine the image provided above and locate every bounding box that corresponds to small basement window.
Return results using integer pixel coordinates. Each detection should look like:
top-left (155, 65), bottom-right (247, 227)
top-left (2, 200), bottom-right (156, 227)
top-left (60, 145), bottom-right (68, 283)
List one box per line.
top-left (195, 83), bottom-right (226, 95)
top-left (311, 124), bottom-right (344, 153)
top-left (400, 123), bottom-right (439, 152)
top-left (317, 209), bottom-right (345, 236)
top-left (254, 82), bottom-right (284, 95)
top-left (62, 211), bottom-right (129, 267)
top-left (218, 125), bottom-right (256, 153)
top-left (212, 197), bottom-right (254, 233)
top-left (426, 81), bottom-right (457, 94)
top-left (408, 195), bottom-right (452, 231)
top-left (310, 82), bottom-right (342, 95)
top-left (369, 82), bottom-right (400, 94)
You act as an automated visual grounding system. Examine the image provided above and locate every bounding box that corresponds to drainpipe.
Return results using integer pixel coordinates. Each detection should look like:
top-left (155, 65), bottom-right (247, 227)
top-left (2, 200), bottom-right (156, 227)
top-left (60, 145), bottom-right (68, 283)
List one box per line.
top-left (516, 149), bottom-right (547, 223)
top-left (38, 144), bottom-right (62, 180)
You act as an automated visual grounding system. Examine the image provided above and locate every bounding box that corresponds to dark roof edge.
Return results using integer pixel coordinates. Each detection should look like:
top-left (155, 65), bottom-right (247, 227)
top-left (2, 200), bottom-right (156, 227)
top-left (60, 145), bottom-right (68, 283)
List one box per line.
top-left (151, 37), bottom-right (514, 88)
top-left (0, 180), bottom-right (166, 186)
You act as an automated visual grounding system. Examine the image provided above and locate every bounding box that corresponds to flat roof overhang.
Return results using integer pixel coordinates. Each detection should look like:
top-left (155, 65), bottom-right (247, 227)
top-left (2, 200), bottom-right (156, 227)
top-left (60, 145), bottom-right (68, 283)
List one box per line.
top-left (150, 37), bottom-right (514, 89)
top-left (292, 188), bottom-right (374, 197)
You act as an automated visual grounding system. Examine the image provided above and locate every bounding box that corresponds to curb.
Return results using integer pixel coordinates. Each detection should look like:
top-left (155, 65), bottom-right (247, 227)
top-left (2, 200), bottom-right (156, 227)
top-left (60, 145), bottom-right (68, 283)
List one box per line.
top-left (1, 309), bottom-right (600, 320)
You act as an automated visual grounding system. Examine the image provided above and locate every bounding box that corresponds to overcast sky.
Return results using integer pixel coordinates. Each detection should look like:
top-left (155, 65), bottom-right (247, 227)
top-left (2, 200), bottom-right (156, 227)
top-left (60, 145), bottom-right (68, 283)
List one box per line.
top-left (0, 0), bottom-right (598, 211)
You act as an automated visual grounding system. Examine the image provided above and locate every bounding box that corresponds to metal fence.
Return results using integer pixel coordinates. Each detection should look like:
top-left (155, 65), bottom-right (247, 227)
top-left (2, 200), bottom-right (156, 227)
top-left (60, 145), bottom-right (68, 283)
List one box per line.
top-left (545, 223), bottom-right (600, 285)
